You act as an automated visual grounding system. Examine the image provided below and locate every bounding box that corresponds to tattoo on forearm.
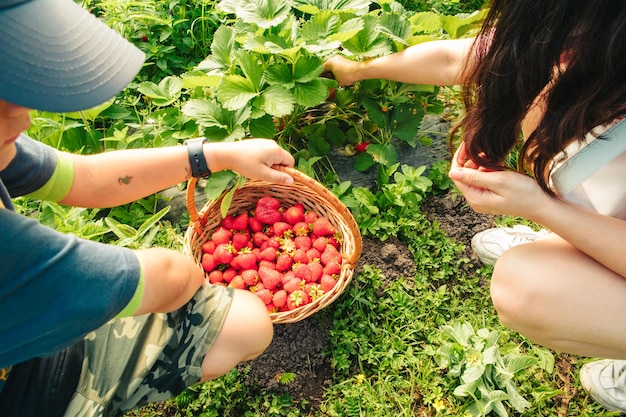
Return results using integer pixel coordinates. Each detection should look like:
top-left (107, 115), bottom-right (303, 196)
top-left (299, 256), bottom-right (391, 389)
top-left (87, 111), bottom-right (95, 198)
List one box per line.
top-left (118, 175), bottom-right (133, 185)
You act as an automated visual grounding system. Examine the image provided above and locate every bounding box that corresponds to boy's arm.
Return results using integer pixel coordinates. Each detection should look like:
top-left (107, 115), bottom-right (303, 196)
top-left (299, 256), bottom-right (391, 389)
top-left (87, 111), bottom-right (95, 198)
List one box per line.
top-left (59, 138), bottom-right (294, 208)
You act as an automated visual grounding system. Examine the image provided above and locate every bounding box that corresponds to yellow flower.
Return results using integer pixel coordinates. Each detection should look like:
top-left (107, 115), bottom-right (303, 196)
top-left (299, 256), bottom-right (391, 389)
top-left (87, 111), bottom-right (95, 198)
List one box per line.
top-left (355, 374), bottom-right (366, 384)
top-left (433, 398), bottom-right (446, 412)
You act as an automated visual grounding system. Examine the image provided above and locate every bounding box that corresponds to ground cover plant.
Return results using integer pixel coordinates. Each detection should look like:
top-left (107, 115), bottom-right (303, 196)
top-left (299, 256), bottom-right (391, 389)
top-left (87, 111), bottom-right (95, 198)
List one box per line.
top-left (15, 0), bottom-right (624, 415)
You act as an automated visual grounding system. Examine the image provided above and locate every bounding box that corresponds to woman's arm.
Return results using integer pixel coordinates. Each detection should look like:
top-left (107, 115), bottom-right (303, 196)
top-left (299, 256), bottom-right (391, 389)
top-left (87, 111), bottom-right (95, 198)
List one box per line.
top-left (59, 139), bottom-right (295, 208)
top-left (323, 38), bottom-right (476, 86)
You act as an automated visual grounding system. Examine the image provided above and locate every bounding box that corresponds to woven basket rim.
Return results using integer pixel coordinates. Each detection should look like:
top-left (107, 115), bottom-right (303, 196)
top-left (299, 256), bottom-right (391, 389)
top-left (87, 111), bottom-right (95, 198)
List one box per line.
top-left (183, 167), bottom-right (362, 324)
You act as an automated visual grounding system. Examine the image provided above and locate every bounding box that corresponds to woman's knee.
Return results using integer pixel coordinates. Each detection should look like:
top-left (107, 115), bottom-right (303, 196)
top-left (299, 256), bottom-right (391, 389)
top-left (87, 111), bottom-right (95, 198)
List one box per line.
top-left (489, 245), bottom-right (542, 328)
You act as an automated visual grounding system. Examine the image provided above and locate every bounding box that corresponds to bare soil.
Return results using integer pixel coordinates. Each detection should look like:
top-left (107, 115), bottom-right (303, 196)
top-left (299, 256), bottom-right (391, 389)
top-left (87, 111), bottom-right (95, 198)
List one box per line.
top-left (237, 191), bottom-right (496, 410)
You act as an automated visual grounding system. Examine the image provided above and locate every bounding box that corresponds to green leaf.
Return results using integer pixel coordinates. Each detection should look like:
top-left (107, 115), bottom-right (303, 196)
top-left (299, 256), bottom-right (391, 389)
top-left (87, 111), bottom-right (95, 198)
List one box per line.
top-left (326, 17), bottom-right (365, 44)
top-left (292, 79), bottom-right (328, 107)
top-left (377, 12), bottom-right (411, 46)
top-left (408, 11), bottom-right (443, 33)
top-left (221, 0), bottom-right (293, 29)
top-left (259, 85), bottom-right (295, 117)
top-left (342, 15), bottom-right (392, 57)
top-left (390, 103), bottom-right (425, 141)
top-left (196, 25), bottom-right (235, 75)
top-left (234, 49), bottom-right (265, 89)
top-left (293, 56), bottom-right (323, 83)
top-left (217, 75), bottom-right (258, 110)
top-left (354, 152), bottom-right (375, 172)
top-left (137, 76), bottom-right (182, 107)
top-left (300, 11), bottom-right (342, 41)
top-left (264, 63), bottom-right (294, 87)
top-left (204, 171), bottom-right (238, 201)
top-left (248, 114), bottom-right (277, 138)
top-left (294, 0), bottom-right (371, 15)
top-left (64, 99), bottom-right (114, 121)
top-left (307, 135), bottom-right (331, 156)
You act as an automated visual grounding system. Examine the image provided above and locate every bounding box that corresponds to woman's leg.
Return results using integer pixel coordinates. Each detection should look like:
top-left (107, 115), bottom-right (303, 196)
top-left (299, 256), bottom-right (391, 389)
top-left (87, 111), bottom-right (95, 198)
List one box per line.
top-left (490, 233), bottom-right (626, 358)
top-left (200, 289), bottom-right (273, 381)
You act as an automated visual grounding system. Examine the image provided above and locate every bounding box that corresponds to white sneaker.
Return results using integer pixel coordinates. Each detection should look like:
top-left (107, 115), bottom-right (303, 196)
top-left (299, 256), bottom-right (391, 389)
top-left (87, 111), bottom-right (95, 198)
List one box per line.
top-left (580, 359), bottom-right (626, 412)
top-left (470, 225), bottom-right (548, 265)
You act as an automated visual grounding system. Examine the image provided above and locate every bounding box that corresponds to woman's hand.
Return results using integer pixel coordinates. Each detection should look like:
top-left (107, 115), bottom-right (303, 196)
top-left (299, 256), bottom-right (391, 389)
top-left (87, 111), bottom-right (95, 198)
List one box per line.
top-left (448, 143), bottom-right (550, 220)
top-left (323, 55), bottom-right (362, 86)
top-left (206, 139), bottom-right (295, 185)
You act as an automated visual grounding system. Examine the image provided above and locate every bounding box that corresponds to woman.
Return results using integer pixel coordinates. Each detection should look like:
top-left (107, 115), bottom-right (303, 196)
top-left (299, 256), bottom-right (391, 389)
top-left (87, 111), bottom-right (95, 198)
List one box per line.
top-left (324, 0), bottom-right (626, 411)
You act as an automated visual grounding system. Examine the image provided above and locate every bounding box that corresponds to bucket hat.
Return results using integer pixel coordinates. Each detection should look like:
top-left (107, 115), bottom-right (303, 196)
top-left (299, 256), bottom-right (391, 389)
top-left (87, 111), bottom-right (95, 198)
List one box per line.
top-left (0, 0), bottom-right (145, 112)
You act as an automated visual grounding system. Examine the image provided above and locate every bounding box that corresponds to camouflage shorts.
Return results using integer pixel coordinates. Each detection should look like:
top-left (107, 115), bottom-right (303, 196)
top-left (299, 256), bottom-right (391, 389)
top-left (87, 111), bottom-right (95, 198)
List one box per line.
top-left (62, 284), bottom-right (233, 417)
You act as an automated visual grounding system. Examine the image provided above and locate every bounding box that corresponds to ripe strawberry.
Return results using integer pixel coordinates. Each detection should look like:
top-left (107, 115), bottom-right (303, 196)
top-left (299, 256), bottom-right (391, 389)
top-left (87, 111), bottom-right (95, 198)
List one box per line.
top-left (253, 232), bottom-right (269, 248)
top-left (228, 275), bottom-right (246, 289)
top-left (258, 260), bottom-right (276, 270)
top-left (271, 221), bottom-right (292, 238)
top-left (312, 217), bottom-right (336, 237)
top-left (292, 248), bottom-right (310, 264)
top-left (236, 252), bottom-right (257, 271)
top-left (223, 268), bottom-right (237, 284)
top-left (220, 214), bottom-right (235, 229)
top-left (355, 141), bottom-right (370, 153)
top-left (201, 240), bottom-right (216, 254)
top-left (259, 247), bottom-right (276, 262)
top-left (327, 236), bottom-right (341, 249)
top-left (255, 288), bottom-right (273, 304)
top-left (267, 237), bottom-right (281, 249)
top-left (259, 266), bottom-right (282, 290)
top-left (308, 261), bottom-right (324, 282)
top-left (287, 290), bottom-right (309, 310)
top-left (275, 254), bottom-right (293, 272)
top-left (283, 203), bottom-right (305, 225)
top-left (283, 277), bottom-right (304, 293)
top-left (230, 213), bottom-right (249, 230)
top-left (248, 216), bottom-right (264, 233)
top-left (320, 245), bottom-right (341, 266)
top-left (312, 236), bottom-right (328, 252)
top-left (211, 227), bottom-right (232, 246)
top-left (272, 289), bottom-right (288, 308)
top-left (307, 283), bottom-right (324, 300)
top-left (292, 221), bottom-right (310, 236)
top-left (304, 210), bottom-right (318, 224)
top-left (323, 260), bottom-right (341, 276)
top-left (321, 274), bottom-right (337, 293)
top-left (293, 263), bottom-right (312, 282)
top-left (266, 302), bottom-right (278, 313)
top-left (208, 270), bottom-right (223, 284)
top-left (282, 270), bottom-right (296, 285)
top-left (255, 196), bottom-right (282, 225)
top-left (294, 235), bottom-right (312, 250)
top-left (232, 232), bottom-right (250, 251)
top-left (214, 243), bottom-right (235, 264)
top-left (241, 269), bottom-right (259, 286)
top-left (255, 207), bottom-right (282, 225)
top-left (306, 248), bottom-right (321, 261)
top-left (201, 253), bottom-right (217, 272)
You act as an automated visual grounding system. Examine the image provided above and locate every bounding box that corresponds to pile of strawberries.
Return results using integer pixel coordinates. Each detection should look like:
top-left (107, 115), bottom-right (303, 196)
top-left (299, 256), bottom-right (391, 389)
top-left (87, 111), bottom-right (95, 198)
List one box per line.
top-left (200, 196), bottom-right (343, 313)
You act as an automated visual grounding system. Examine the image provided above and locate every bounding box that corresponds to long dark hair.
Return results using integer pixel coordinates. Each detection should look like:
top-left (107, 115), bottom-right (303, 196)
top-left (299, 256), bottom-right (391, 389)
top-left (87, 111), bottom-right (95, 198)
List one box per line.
top-left (457, 0), bottom-right (626, 195)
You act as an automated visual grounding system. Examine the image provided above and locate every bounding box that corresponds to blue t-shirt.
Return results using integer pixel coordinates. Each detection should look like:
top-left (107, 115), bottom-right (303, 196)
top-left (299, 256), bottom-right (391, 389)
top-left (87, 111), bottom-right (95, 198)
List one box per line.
top-left (0, 135), bottom-right (141, 370)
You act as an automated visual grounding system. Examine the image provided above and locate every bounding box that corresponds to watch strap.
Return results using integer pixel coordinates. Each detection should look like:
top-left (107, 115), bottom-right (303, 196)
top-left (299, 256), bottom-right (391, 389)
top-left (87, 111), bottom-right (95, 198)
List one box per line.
top-left (185, 138), bottom-right (211, 178)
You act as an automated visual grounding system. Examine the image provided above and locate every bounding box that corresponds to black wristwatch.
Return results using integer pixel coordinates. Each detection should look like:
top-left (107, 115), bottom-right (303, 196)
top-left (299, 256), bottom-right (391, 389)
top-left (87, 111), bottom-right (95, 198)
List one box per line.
top-left (185, 138), bottom-right (211, 178)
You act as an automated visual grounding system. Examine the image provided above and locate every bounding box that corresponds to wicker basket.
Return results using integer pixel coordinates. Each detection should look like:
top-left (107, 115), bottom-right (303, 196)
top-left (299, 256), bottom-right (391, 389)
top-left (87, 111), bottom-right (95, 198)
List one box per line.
top-left (183, 166), bottom-right (362, 324)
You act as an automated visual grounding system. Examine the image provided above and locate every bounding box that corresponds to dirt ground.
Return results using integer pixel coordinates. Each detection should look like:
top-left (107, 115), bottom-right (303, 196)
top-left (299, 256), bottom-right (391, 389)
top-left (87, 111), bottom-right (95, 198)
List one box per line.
top-left (237, 191), bottom-right (497, 410)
